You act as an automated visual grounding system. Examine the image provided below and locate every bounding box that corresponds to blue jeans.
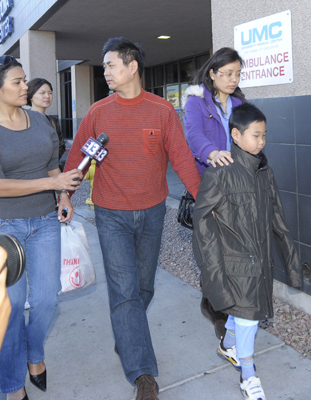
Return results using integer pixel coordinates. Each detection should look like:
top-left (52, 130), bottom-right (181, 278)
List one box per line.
top-left (95, 202), bottom-right (166, 385)
top-left (0, 211), bottom-right (61, 394)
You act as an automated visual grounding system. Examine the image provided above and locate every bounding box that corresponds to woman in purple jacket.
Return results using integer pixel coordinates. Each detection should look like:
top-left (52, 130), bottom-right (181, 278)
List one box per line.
top-left (183, 47), bottom-right (246, 173)
top-left (183, 47), bottom-right (246, 338)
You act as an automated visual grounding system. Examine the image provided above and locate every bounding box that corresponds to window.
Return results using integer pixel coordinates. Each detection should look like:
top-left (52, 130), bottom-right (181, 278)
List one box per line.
top-left (93, 66), bottom-right (109, 102)
top-left (153, 65), bottom-right (164, 86)
top-left (145, 68), bottom-right (152, 88)
top-left (196, 53), bottom-right (210, 69)
top-left (165, 62), bottom-right (178, 84)
top-left (180, 59), bottom-right (193, 82)
top-left (154, 87), bottom-right (164, 97)
top-left (60, 70), bottom-right (72, 139)
top-left (145, 52), bottom-right (209, 113)
top-left (166, 84), bottom-right (179, 108)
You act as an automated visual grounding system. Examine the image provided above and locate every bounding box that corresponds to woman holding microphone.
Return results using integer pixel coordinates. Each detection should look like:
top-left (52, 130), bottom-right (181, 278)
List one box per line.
top-left (0, 55), bottom-right (82, 400)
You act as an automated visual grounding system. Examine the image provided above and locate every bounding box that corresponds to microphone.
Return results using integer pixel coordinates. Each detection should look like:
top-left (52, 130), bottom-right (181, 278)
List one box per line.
top-left (71, 133), bottom-right (109, 187)
top-left (77, 133), bottom-right (109, 171)
top-left (0, 233), bottom-right (26, 287)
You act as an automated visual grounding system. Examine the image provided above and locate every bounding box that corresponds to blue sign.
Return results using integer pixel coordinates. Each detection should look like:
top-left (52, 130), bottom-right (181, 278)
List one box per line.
top-left (0, 15), bottom-right (13, 44)
top-left (0, 0), bottom-right (13, 23)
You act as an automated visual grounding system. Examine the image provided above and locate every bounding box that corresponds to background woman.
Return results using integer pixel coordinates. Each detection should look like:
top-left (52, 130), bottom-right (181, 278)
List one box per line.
top-left (0, 55), bottom-right (82, 400)
top-left (27, 78), bottom-right (66, 165)
top-left (182, 47), bottom-right (246, 339)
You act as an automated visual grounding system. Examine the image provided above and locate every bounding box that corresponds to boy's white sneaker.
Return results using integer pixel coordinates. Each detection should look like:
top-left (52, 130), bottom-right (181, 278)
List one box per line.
top-left (240, 376), bottom-right (267, 400)
top-left (217, 339), bottom-right (241, 371)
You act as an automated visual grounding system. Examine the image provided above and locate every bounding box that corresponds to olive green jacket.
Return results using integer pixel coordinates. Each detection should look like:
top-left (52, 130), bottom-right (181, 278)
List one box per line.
top-left (193, 143), bottom-right (302, 320)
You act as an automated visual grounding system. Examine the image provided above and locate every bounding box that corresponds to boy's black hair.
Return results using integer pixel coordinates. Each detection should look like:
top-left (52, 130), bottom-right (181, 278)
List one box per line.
top-left (102, 36), bottom-right (145, 78)
top-left (229, 102), bottom-right (266, 136)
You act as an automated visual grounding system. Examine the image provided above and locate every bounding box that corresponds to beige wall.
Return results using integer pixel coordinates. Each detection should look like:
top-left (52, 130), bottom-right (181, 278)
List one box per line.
top-left (71, 65), bottom-right (92, 118)
top-left (20, 31), bottom-right (58, 115)
top-left (71, 64), bottom-right (92, 137)
top-left (211, 1), bottom-right (311, 99)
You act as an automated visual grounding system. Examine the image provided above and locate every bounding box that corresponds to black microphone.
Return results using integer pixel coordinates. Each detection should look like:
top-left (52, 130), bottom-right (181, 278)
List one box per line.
top-left (71, 133), bottom-right (109, 187)
top-left (0, 233), bottom-right (26, 287)
top-left (77, 133), bottom-right (109, 171)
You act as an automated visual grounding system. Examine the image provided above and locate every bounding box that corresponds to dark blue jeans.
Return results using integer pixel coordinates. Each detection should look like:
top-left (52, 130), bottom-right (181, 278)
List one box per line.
top-left (0, 211), bottom-right (61, 394)
top-left (95, 201), bottom-right (166, 385)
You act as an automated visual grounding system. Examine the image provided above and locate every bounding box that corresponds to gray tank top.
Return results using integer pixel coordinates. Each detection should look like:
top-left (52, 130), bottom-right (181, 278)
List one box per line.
top-left (0, 110), bottom-right (60, 218)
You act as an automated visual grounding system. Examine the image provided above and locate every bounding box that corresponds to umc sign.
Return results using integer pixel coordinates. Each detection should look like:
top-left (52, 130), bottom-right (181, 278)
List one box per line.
top-left (0, 0), bottom-right (13, 44)
top-left (234, 10), bottom-right (293, 88)
top-left (241, 22), bottom-right (282, 46)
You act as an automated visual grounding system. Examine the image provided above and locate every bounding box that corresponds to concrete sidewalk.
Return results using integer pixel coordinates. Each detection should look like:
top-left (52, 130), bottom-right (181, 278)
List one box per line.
top-left (9, 204), bottom-right (310, 400)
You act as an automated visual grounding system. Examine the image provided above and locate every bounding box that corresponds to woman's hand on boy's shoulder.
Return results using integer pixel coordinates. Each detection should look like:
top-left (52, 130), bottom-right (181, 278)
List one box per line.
top-left (208, 150), bottom-right (234, 168)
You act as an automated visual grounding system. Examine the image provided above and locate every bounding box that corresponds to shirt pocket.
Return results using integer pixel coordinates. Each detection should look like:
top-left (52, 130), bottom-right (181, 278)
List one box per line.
top-left (142, 129), bottom-right (161, 154)
top-left (224, 254), bottom-right (261, 309)
top-left (224, 192), bottom-right (254, 229)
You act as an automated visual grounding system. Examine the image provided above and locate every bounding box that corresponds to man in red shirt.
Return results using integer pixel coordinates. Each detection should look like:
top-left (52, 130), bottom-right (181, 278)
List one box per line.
top-left (65, 37), bottom-right (201, 400)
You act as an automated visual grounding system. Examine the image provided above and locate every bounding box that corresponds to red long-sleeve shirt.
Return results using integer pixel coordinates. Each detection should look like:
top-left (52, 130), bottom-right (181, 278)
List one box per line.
top-left (65, 89), bottom-right (201, 211)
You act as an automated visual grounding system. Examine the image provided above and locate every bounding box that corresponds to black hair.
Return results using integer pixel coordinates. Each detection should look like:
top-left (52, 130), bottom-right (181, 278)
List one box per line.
top-left (102, 36), bottom-right (145, 78)
top-left (229, 103), bottom-right (266, 136)
top-left (189, 47), bottom-right (245, 112)
top-left (0, 56), bottom-right (22, 88)
top-left (27, 78), bottom-right (53, 106)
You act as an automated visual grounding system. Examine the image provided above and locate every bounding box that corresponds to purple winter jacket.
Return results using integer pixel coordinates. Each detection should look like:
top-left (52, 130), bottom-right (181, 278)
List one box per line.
top-left (183, 84), bottom-right (243, 175)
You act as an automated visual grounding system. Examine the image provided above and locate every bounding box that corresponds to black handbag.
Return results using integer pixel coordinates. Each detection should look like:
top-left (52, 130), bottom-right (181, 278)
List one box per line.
top-left (177, 189), bottom-right (195, 229)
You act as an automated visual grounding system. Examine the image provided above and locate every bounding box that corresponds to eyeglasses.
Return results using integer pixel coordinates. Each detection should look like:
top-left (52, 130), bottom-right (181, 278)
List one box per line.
top-left (217, 70), bottom-right (241, 79)
top-left (0, 55), bottom-right (19, 66)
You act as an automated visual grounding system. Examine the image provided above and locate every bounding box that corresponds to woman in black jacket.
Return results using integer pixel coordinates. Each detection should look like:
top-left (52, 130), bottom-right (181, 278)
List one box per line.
top-left (27, 78), bottom-right (66, 162)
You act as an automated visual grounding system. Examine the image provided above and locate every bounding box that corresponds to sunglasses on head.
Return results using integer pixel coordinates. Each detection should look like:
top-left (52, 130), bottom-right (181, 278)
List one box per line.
top-left (0, 55), bottom-right (19, 66)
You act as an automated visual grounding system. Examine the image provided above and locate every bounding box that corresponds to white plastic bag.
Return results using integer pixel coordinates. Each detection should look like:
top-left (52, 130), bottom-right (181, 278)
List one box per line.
top-left (60, 221), bottom-right (96, 293)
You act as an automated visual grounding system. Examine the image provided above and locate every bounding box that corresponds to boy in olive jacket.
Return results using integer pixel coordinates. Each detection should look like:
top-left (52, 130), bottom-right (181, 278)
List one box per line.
top-left (193, 103), bottom-right (302, 400)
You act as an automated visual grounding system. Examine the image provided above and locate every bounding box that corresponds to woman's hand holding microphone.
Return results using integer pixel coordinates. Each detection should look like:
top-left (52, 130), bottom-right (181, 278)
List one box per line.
top-left (50, 169), bottom-right (83, 191)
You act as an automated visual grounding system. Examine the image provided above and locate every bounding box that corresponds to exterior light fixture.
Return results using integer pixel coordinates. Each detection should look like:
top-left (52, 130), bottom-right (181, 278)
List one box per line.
top-left (157, 36), bottom-right (171, 39)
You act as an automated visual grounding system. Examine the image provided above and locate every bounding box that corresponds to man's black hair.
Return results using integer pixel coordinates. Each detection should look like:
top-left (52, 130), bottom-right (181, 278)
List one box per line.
top-left (103, 37), bottom-right (145, 78)
top-left (229, 103), bottom-right (266, 136)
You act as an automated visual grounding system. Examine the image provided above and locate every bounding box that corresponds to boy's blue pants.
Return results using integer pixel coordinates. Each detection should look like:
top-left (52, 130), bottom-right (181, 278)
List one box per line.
top-left (225, 315), bottom-right (259, 359)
